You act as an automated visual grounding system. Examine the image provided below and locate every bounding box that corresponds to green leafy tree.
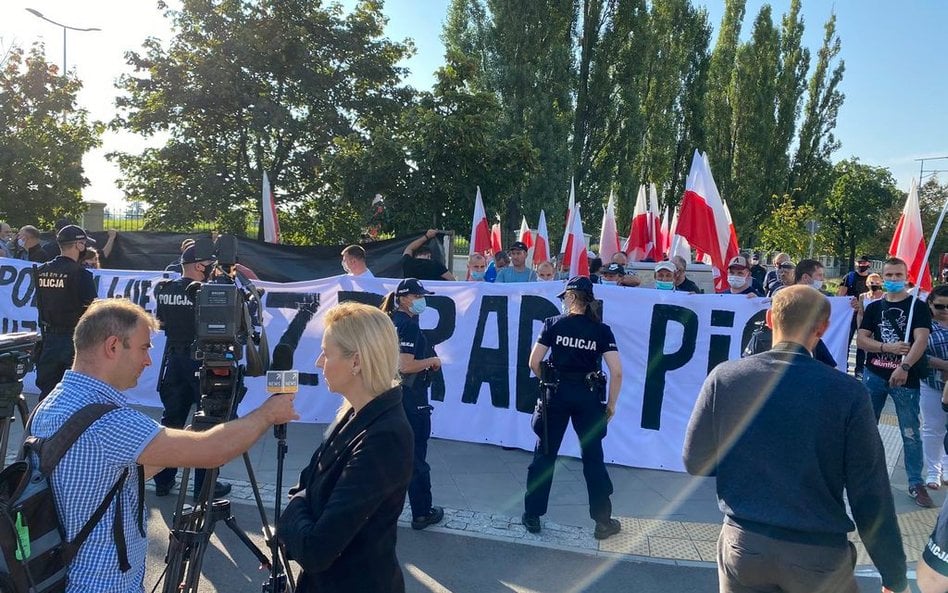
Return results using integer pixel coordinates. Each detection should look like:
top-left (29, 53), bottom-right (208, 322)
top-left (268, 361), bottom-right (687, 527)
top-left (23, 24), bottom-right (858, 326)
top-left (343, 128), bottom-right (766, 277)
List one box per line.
top-left (111, 0), bottom-right (414, 241)
top-left (0, 45), bottom-right (102, 227)
top-left (821, 158), bottom-right (901, 268)
top-left (771, 0), bottom-right (809, 196)
top-left (758, 193), bottom-right (824, 259)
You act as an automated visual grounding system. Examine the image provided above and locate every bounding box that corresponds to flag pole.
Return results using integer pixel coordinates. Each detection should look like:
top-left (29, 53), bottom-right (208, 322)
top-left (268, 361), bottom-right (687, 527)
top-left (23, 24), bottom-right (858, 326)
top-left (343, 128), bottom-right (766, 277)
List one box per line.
top-left (902, 190), bottom-right (948, 349)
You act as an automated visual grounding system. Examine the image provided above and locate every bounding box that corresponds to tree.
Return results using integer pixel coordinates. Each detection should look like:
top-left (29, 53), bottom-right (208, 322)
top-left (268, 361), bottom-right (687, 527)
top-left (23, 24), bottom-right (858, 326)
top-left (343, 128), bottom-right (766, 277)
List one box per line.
top-left (0, 45), bottom-right (102, 227)
top-left (821, 158), bottom-right (900, 268)
top-left (758, 193), bottom-right (822, 259)
top-left (111, 0), bottom-right (414, 241)
top-left (790, 11), bottom-right (844, 204)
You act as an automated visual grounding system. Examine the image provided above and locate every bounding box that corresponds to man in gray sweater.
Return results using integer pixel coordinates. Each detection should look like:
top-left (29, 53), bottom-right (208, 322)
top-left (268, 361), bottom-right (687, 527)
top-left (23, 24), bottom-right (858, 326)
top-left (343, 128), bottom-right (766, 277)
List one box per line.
top-left (683, 285), bottom-right (907, 593)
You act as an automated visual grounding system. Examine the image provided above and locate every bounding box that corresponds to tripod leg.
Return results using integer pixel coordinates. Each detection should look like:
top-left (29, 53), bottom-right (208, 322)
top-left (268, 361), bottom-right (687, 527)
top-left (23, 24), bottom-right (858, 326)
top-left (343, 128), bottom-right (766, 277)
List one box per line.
top-left (222, 514), bottom-right (271, 568)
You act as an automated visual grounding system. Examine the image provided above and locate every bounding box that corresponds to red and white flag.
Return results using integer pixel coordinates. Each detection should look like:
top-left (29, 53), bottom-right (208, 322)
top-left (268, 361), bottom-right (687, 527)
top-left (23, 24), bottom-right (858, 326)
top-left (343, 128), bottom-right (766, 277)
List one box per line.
top-left (598, 191), bottom-right (621, 263)
top-left (518, 216), bottom-right (533, 249)
top-left (624, 185), bottom-right (652, 261)
top-left (890, 178), bottom-right (932, 291)
top-left (468, 186), bottom-right (491, 255)
top-left (533, 210), bottom-right (551, 265)
top-left (567, 205), bottom-right (590, 277)
top-left (660, 207), bottom-right (671, 257)
top-left (490, 223), bottom-right (503, 254)
top-left (261, 171), bottom-right (281, 244)
top-left (676, 150), bottom-right (739, 290)
top-left (558, 179), bottom-right (577, 269)
top-left (703, 153), bottom-right (739, 265)
top-left (668, 207), bottom-right (692, 263)
top-left (647, 183), bottom-right (662, 260)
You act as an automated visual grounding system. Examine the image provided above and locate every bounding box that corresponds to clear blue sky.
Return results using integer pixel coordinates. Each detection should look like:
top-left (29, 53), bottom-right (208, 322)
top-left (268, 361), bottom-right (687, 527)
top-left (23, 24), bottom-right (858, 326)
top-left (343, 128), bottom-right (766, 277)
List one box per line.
top-left (6, 0), bottom-right (946, 206)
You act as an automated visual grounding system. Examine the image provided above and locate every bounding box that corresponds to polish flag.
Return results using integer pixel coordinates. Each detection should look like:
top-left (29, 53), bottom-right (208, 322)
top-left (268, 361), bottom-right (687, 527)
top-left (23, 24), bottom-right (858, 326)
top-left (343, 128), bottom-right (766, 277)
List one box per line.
top-left (703, 153), bottom-right (740, 266)
top-left (567, 205), bottom-right (590, 277)
top-left (624, 185), bottom-right (652, 261)
top-left (660, 207), bottom-right (671, 257)
top-left (890, 178), bottom-right (932, 291)
top-left (676, 150), bottom-right (739, 290)
top-left (559, 178), bottom-right (577, 269)
top-left (598, 191), bottom-right (621, 263)
top-left (261, 171), bottom-right (281, 243)
top-left (647, 183), bottom-right (662, 259)
top-left (490, 223), bottom-right (503, 255)
top-left (518, 216), bottom-right (533, 249)
top-left (668, 207), bottom-right (692, 263)
top-left (533, 210), bottom-right (551, 265)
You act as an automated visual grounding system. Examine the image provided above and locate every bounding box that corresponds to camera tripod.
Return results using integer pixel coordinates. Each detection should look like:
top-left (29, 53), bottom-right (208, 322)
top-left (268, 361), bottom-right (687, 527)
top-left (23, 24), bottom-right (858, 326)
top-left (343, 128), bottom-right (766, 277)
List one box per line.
top-left (0, 380), bottom-right (29, 461)
top-left (158, 361), bottom-right (294, 593)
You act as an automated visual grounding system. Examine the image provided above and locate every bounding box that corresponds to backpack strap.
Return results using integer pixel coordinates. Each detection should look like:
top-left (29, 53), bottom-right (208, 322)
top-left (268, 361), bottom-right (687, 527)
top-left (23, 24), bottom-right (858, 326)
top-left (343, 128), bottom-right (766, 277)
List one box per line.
top-left (59, 467), bottom-right (130, 568)
top-left (33, 403), bottom-right (118, 475)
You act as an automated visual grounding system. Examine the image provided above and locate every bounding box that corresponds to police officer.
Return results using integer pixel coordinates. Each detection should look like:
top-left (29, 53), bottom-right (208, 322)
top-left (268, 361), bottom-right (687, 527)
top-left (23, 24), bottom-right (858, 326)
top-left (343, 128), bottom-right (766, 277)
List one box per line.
top-left (523, 276), bottom-right (623, 539)
top-left (152, 245), bottom-right (231, 500)
top-left (380, 278), bottom-right (444, 530)
top-left (34, 225), bottom-right (97, 399)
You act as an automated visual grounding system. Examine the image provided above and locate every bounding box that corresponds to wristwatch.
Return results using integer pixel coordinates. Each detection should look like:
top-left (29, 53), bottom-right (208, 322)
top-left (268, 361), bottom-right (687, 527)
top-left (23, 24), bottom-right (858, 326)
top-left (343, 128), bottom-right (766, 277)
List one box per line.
top-left (900, 363), bottom-right (911, 372)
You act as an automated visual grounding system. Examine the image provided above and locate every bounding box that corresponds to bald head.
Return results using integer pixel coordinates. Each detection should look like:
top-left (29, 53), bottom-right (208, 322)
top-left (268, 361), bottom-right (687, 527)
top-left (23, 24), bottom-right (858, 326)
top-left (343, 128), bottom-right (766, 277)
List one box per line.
top-left (767, 285), bottom-right (830, 350)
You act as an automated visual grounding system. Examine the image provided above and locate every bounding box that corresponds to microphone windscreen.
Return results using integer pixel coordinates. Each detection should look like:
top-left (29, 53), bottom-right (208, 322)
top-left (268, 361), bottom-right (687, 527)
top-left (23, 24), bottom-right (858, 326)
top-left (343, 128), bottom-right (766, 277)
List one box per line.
top-left (271, 343), bottom-right (295, 371)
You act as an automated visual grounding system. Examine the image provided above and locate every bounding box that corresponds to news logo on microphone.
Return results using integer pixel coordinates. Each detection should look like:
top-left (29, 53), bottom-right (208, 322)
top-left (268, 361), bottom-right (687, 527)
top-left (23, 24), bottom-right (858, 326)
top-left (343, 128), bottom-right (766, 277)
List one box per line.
top-left (266, 369), bottom-right (299, 394)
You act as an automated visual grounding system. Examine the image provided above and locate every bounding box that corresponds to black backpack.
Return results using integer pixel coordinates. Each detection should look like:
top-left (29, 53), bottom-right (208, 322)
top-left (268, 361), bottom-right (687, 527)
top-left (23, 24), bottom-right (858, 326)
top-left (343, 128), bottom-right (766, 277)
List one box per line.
top-left (0, 403), bottom-right (135, 593)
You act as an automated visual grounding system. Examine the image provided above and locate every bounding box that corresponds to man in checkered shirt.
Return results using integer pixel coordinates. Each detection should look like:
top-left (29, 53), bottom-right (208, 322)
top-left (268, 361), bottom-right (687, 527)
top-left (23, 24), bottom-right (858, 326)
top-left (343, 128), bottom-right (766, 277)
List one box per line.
top-left (30, 299), bottom-right (298, 592)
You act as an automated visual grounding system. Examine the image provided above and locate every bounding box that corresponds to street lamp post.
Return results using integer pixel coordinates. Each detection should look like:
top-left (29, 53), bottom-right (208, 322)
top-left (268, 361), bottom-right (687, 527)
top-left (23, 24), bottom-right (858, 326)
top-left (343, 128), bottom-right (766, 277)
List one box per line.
top-left (24, 8), bottom-right (101, 75)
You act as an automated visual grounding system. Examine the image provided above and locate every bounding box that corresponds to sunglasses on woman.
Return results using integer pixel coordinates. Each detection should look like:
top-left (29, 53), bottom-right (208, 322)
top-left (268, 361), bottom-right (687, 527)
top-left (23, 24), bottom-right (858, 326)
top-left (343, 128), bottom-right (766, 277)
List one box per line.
top-left (932, 303), bottom-right (948, 310)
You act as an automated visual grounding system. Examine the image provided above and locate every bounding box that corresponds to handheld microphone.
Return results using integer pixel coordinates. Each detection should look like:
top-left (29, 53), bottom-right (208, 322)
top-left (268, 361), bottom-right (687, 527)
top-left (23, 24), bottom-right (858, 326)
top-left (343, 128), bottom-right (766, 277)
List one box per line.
top-left (267, 343), bottom-right (299, 395)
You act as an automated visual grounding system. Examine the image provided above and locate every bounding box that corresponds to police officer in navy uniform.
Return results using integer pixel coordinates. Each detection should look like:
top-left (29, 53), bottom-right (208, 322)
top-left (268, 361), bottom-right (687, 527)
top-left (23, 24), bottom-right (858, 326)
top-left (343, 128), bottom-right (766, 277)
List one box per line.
top-left (33, 225), bottom-right (97, 399)
top-left (152, 245), bottom-right (231, 499)
top-left (523, 276), bottom-right (623, 539)
top-left (381, 278), bottom-right (444, 530)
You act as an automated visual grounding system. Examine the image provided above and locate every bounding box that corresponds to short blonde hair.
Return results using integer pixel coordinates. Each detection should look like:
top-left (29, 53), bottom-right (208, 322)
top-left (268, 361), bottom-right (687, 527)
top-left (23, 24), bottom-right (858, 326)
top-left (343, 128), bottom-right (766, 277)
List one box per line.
top-left (770, 285), bottom-right (830, 337)
top-left (74, 299), bottom-right (159, 352)
top-left (323, 302), bottom-right (400, 396)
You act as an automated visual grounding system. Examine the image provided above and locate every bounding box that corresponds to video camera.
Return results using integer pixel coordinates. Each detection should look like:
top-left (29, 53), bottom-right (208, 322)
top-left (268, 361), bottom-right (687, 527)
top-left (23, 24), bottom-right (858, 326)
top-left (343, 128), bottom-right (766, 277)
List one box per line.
top-left (187, 236), bottom-right (269, 424)
top-left (0, 333), bottom-right (40, 384)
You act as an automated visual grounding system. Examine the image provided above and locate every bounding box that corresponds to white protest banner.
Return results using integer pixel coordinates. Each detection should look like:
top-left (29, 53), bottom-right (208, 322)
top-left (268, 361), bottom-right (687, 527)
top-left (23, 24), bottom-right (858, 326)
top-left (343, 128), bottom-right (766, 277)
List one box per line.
top-left (0, 257), bottom-right (853, 472)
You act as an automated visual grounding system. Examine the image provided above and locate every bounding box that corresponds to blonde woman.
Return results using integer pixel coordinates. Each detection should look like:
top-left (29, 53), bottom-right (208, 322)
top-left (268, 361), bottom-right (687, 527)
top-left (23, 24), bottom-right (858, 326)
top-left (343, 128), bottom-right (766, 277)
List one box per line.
top-left (277, 303), bottom-right (413, 593)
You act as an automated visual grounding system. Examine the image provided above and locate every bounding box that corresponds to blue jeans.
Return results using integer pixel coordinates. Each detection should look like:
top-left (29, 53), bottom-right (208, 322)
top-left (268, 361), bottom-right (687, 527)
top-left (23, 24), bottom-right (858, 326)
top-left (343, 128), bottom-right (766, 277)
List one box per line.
top-left (863, 369), bottom-right (923, 487)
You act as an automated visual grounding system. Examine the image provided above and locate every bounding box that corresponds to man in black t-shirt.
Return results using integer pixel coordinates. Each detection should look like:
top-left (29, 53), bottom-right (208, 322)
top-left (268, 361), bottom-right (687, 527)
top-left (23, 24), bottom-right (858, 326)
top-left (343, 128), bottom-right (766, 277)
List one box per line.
top-left (839, 254), bottom-right (872, 377)
top-left (401, 229), bottom-right (456, 281)
top-left (857, 257), bottom-right (933, 508)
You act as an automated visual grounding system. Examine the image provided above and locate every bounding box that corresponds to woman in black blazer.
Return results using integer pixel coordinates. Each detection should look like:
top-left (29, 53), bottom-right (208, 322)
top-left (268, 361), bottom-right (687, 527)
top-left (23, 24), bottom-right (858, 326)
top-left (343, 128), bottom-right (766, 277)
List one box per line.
top-left (277, 302), bottom-right (414, 593)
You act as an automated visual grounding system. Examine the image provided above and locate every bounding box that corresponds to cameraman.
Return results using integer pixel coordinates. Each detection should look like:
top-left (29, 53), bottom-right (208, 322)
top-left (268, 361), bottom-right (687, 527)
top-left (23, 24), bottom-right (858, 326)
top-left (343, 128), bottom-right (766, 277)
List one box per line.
top-left (152, 245), bottom-right (231, 499)
top-left (30, 299), bottom-right (298, 592)
top-left (34, 225), bottom-right (97, 399)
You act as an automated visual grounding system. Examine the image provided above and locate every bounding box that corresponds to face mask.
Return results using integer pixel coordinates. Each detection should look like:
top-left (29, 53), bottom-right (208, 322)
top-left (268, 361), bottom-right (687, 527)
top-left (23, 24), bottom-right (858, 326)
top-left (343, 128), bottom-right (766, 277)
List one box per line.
top-left (857, 265), bottom-right (870, 273)
top-left (470, 270), bottom-right (485, 281)
top-left (727, 275), bottom-right (747, 288)
top-left (410, 297), bottom-right (427, 315)
top-left (810, 279), bottom-right (823, 291)
top-left (883, 280), bottom-right (906, 293)
top-left (601, 280), bottom-right (617, 286)
top-left (655, 280), bottom-right (675, 291)
top-left (561, 297), bottom-right (571, 314)
top-left (77, 243), bottom-right (87, 259)
top-left (869, 284), bottom-right (882, 291)
top-left (16, 238), bottom-right (25, 248)
top-left (199, 263), bottom-right (215, 282)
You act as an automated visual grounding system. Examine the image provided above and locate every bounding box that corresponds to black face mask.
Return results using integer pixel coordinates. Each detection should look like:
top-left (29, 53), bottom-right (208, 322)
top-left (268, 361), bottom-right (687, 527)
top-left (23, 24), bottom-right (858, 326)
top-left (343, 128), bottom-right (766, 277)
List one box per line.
top-left (199, 263), bottom-right (215, 282)
top-left (869, 284), bottom-right (882, 291)
top-left (857, 265), bottom-right (870, 273)
top-left (77, 242), bottom-right (87, 260)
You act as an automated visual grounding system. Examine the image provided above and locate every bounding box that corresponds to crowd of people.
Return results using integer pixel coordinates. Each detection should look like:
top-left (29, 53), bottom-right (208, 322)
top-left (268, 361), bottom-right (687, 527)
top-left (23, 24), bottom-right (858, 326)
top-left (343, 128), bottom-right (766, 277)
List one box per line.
top-left (10, 223), bottom-right (948, 592)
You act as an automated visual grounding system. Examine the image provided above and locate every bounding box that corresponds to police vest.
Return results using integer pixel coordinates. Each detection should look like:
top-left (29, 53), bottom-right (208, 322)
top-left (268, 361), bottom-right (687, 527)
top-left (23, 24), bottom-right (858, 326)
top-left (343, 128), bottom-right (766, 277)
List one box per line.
top-left (155, 278), bottom-right (198, 343)
top-left (35, 256), bottom-right (95, 332)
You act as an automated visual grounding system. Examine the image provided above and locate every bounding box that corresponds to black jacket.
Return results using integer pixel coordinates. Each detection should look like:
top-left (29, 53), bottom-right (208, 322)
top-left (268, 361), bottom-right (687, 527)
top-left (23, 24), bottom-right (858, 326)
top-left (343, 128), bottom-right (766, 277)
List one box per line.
top-left (278, 387), bottom-right (413, 593)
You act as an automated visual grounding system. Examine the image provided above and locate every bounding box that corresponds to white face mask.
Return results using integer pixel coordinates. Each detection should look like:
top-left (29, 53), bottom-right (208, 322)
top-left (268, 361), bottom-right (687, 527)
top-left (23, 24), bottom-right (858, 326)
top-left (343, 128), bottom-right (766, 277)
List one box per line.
top-left (727, 274), bottom-right (747, 288)
top-left (16, 238), bottom-right (25, 248)
top-left (810, 279), bottom-right (823, 291)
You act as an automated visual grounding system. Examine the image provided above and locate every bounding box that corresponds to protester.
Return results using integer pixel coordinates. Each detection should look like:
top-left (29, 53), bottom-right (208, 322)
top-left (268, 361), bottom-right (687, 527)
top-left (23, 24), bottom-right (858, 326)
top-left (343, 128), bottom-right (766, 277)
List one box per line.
top-left (380, 278), bottom-right (444, 530)
top-left (922, 284), bottom-right (948, 490)
top-left (484, 250), bottom-right (509, 283)
top-left (671, 256), bottom-right (700, 293)
top-left (839, 254), bottom-right (873, 377)
top-left (684, 285), bottom-right (908, 593)
top-left (588, 257), bottom-right (604, 284)
top-left (763, 252), bottom-right (790, 294)
top-left (856, 273), bottom-right (885, 330)
top-left (749, 253), bottom-right (766, 287)
top-left (466, 253), bottom-right (488, 281)
top-left (653, 261), bottom-right (676, 291)
top-left (720, 256), bottom-right (763, 296)
top-left (13, 225), bottom-right (45, 262)
top-left (793, 258), bottom-right (828, 293)
top-left (495, 241), bottom-right (538, 282)
top-left (34, 225), bottom-right (97, 399)
top-left (152, 244), bottom-right (232, 500)
top-left (97, 229), bottom-right (118, 267)
top-left (278, 303), bottom-right (412, 593)
top-left (611, 252), bottom-right (641, 287)
top-left (767, 260), bottom-right (795, 297)
top-left (30, 298), bottom-right (297, 592)
top-left (0, 221), bottom-right (13, 257)
top-left (599, 263), bottom-right (624, 286)
top-left (536, 261), bottom-right (556, 281)
top-left (79, 246), bottom-right (100, 269)
top-left (401, 230), bottom-right (455, 281)
top-left (857, 257), bottom-right (934, 507)
top-left (522, 276), bottom-right (623, 540)
top-left (341, 244), bottom-right (374, 278)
